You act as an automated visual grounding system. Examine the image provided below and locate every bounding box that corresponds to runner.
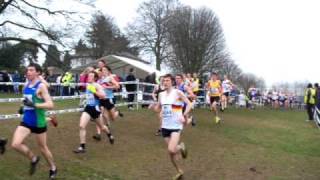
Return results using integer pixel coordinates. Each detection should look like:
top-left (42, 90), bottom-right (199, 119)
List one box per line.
top-left (150, 76), bottom-right (165, 136)
top-left (155, 74), bottom-right (191, 180)
top-left (17, 74), bottom-right (58, 127)
top-left (11, 63), bottom-right (57, 179)
top-left (206, 72), bottom-right (222, 123)
top-left (221, 75), bottom-right (233, 111)
top-left (175, 74), bottom-right (196, 126)
top-left (93, 66), bottom-right (123, 142)
top-left (73, 71), bottom-right (114, 153)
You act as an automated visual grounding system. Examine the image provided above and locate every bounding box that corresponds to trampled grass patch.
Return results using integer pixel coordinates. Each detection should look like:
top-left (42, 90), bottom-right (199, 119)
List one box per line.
top-left (0, 103), bottom-right (320, 179)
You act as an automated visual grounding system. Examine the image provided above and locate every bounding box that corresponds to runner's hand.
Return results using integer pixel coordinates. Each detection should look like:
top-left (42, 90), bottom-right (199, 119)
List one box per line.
top-left (23, 98), bottom-right (35, 108)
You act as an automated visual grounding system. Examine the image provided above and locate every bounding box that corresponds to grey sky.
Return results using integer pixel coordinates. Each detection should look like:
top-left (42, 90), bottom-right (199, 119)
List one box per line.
top-left (33, 0), bottom-right (320, 86)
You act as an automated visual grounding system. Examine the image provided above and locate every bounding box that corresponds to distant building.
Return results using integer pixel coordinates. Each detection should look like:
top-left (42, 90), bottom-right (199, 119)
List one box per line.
top-left (70, 50), bottom-right (96, 69)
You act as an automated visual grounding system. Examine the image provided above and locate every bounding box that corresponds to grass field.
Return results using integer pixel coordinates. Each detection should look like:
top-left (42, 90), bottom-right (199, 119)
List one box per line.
top-left (0, 95), bottom-right (320, 180)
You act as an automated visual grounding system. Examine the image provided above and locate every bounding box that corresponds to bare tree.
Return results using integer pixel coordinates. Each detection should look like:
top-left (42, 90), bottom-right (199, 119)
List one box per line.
top-left (0, 0), bottom-right (94, 65)
top-left (218, 59), bottom-right (243, 83)
top-left (237, 73), bottom-right (265, 93)
top-left (166, 6), bottom-right (230, 74)
top-left (126, 0), bottom-right (179, 70)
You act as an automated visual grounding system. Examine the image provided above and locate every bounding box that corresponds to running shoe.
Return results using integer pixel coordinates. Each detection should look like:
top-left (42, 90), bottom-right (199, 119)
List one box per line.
top-left (30, 156), bottom-right (40, 175)
top-left (191, 116), bottom-right (196, 126)
top-left (180, 142), bottom-right (188, 159)
top-left (92, 134), bottom-right (102, 141)
top-left (108, 134), bottom-right (115, 145)
top-left (0, 138), bottom-right (7, 154)
top-left (73, 147), bottom-right (86, 153)
top-left (49, 115), bottom-right (58, 127)
top-left (172, 171), bottom-right (184, 180)
top-left (49, 168), bottom-right (57, 179)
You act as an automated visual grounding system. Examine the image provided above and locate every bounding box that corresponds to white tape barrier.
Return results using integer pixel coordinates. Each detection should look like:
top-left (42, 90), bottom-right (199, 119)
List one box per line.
top-left (314, 107), bottom-right (320, 128)
top-left (0, 92), bottom-right (154, 103)
top-left (0, 100), bottom-right (156, 120)
top-left (0, 81), bottom-right (157, 87)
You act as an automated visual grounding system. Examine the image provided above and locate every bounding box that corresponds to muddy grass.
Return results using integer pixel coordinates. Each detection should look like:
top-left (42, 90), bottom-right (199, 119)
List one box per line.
top-left (0, 103), bottom-right (320, 180)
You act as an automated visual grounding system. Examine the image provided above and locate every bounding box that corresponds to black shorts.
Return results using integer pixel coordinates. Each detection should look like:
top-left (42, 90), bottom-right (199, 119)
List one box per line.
top-left (20, 122), bottom-right (47, 134)
top-left (84, 105), bottom-right (101, 119)
top-left (223, 92), bottom-right (230, 97)
top-left (99, 99), bottom-right (115, 110)
top-left (161, 128), bottom-right (181, 138)
top-left (210, 96), bottom-right (220, 104)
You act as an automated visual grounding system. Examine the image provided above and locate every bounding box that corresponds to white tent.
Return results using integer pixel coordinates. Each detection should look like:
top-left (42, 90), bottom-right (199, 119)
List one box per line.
top-left (71, 55), bottom-right (164, 79)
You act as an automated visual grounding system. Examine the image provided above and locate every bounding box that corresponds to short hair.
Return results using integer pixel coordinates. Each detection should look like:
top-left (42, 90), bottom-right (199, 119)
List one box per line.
top-left (28, 63), bottom-right (42, 74)
top-left (105, 65), bottom-right (112, 72)
top-left (129, 68), bottom-right (134, 73)
top-left (89, 71), bottom-right (99, 81)
top-left (163, 73), bottom-right (175, 83)
top-left (98, 59), bottom-right (106, 65)
top-left (307, 83), bottom-right (313, 88)
top-left (175, 74), bottom-right (183, 79)
top-left (211, 72), bottom-right (218, 76)
top-left (315, 83), bottom-right (319, 88)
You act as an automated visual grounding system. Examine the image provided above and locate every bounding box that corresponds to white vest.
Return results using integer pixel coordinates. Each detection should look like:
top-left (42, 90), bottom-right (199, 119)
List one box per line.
top-left (159, 89), bottom-right (183, 130)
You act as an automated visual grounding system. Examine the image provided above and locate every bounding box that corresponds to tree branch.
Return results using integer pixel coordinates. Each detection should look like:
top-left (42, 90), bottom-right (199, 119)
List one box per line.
top-left (0, 20), bottom-right (53, 40)
top-left (20, 0), bottom-right (76, 15)
top-left (0, 0), bottom-right (14, 14)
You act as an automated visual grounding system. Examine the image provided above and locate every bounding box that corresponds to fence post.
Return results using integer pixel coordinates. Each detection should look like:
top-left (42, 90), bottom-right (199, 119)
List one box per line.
top-left (136, 79), bottom-right (139, 110)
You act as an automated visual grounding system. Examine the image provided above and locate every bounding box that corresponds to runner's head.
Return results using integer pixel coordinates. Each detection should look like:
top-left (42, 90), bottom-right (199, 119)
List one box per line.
top-left (186, 73), bottom-right (191, 79)
top-left (175, 74), bottom-right (184, 85)
top-left (88, 71), bottom-right (99, 83)
top-left (211, 72), bottom-right (218, 81)
top-left (224, 75), bottom-right (229, 80)
top-left (101, 65), bottom-right (112, 76)
top-left (193, 73), bottom-right (198, 79)
top-left (163, 74), bottom-right (174, 90)
top-left (97, 59), bottom-right (106, 69)
top-left (26, 63), bottom-right (42, 81)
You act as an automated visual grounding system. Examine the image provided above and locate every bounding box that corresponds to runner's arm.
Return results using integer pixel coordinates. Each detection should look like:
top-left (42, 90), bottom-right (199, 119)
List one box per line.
top-left (35, 84), bottom-right (54, 109)
top-left (39, 75), bottom-right (50, 88)
top-left (103, 77), bottom-right (120, 90)
top-left (152, 86), bottom-right (158, 101)
top-left (178, 91), bottom-right (192, 116)
top-left (94, 84), bottom-right (106, 99)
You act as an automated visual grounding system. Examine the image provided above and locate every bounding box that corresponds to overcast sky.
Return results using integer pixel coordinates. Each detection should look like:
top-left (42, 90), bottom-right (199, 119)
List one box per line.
top-left (26, 0), bottom-right (319, 86)
top-left (91, 0), bottom-right (320, 86)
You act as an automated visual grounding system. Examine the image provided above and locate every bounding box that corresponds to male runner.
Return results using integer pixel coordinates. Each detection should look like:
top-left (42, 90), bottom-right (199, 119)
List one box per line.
top-left (156, 74), bottom-right (191, 180)
top-left (206, 72), bottom-right (222, 123)
top-left (11, 63), bottom-right (57, 179)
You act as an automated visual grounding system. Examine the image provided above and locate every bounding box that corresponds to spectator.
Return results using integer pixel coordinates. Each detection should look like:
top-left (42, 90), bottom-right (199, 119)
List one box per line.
top-left (46, 69), bottom-right (57, 96)
top-left (61, 72), bottom-right (73, 96)
top-left (142, 72), bottom-right (156, 108)
top-left (315, 83), bottom-right (320, 110)
top-left (125, 68), bottom-right (136, 110)
top-left (0, 70), bottom-right (10, 93)
top-left (304, 83), bottom-right (316, 121)
top-left (12, 70), bottom-right (21, 94)
top-left (56, 74), bottom-right (63, 96)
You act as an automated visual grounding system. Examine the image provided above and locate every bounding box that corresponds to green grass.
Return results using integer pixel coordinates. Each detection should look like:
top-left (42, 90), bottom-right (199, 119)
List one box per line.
top-left (0, 98), bottom-right (320, 179)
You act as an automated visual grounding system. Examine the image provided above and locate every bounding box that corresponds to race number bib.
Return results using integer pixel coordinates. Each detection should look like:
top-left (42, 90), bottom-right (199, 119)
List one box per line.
top-left (23, 94), bottom-right (34, 110)
top-left (210, 87), bottom-right (218, 94)
top-left (162, 104), bottom-right (173, 118)
top-left (86, 93), bottom-right (95, 105)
